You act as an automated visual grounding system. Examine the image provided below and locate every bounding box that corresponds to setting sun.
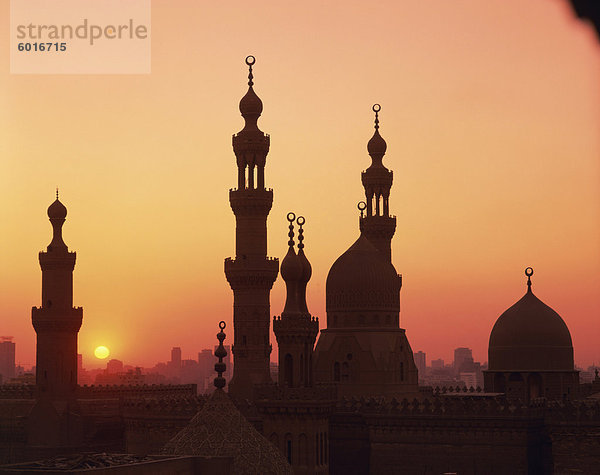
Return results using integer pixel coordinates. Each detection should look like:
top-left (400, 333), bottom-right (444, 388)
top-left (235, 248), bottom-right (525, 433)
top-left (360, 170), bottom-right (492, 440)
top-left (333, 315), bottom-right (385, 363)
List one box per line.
top-left (94, 346), bottom-right (110, 360)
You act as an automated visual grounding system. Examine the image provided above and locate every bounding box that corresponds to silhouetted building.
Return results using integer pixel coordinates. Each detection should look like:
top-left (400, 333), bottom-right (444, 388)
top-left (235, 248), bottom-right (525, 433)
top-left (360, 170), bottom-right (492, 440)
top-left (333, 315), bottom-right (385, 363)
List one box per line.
top-left (484, 268), bottom-right (580, 401)
top-left (28, 195), bottom-right (84, 447)
top-left (261, 214), bottom-right (333, 474)
top-left (431, 358), bottom-right (444, 369)
top-left (106, 359), bottom-right (124, 374)
top-left (314, 105), bottom-right (418, 398)
top-left (224, 56), bottom-right (279, 400)
top-left (414, 351), bottom-right (426, 379)
top-left (273, 214), bottom-right (319, 389)
top-left (0, 337), bottom-right (15, 383)
top-left (454, 347), bottom-right (472, 374)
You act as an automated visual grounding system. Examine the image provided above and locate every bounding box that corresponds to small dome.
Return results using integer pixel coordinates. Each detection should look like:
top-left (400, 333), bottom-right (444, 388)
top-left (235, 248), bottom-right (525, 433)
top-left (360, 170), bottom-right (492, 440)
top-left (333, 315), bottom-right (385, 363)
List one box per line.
top-left (488, 289), bottom-right (574, 371)
top-left (47, 198), bottom-right (67, 220)
top-left (239, 86), bottom-right (263, 118)
top-left (326, 234), bottom-right (400, 314)
top-left (280, 246), bottom-right (302, 282)
top-left (367, 129), bottom-right (387, 158)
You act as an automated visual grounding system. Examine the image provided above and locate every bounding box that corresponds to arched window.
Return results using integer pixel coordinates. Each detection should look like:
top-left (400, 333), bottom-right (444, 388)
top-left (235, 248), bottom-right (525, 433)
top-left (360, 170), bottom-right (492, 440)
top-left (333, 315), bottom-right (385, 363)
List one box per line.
top-left (333, 362), bottom-right (340, 382)
top-left (269, 432), bottom-right (279, 450)
top-left (284, 354), bottom-right (293, 387)
top-left (285, 433), bottom-right (293, 465)
top-left (300, 354), bottom-right (304, 385)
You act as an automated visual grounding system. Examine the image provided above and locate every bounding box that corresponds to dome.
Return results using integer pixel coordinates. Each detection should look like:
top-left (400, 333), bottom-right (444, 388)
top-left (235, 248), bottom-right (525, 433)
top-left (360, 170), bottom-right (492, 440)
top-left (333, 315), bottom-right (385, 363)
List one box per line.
top-left (326, 234), bottom-right (400, 314)
top-left (280, 246), bottom-right (302, 282)
top-left (488, 288), bottom-right (574, 372)
top-left (48, 198), bottom-right (67, 220)
top-left (239, 86), bottom-right (263, 118)
top-left (163, 389), bottom-right (291, 474)
top-left (367, 129), bottom-right (387, 159)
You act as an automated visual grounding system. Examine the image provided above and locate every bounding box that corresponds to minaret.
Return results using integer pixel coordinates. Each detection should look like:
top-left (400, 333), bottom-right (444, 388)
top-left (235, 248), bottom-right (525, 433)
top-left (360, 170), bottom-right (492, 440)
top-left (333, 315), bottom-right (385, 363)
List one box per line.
top-left (225, 56), bottom-right (279, 400)
top-left (273, 214), bottom-right (319, 388)
top-left (29, 192), bottom-right (83, 445)
top-left (360, 104), bottom-right (396, 262)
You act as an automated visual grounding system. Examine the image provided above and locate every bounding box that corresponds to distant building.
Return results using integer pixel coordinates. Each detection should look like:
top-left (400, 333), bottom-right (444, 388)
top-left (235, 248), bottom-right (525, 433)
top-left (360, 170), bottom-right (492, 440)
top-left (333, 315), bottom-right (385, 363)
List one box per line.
top-left (453, 347), bottom-right (472, 374)
top-left (171, 347), bottom-right (181, 368)
top-left (431, 358), bottom-right (444, 369)
top-left (414, 351), bottom-right (426, 379)
top-left (106, 359), bottom-right (124, 374)
top-left (0, 338), bottom-right (16, 382)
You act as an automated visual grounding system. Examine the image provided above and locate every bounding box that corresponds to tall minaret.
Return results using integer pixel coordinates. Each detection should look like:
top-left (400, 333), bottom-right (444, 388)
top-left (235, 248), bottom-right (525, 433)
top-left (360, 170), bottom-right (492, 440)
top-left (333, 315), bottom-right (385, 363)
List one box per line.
top-left (29, 192), bottom-right (83, 445)
top-left (273, 214), bottom-right (319, 388)
top-left (360, 104), bottom-right (396, 262)
top-left (225, 56), bottom-right (279, 400)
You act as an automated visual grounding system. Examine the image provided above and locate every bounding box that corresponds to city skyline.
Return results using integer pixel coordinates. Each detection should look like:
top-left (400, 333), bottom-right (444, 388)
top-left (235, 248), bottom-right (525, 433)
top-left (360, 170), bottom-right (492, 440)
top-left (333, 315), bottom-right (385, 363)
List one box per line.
top-left (1, 0), bottom-right (599, 370)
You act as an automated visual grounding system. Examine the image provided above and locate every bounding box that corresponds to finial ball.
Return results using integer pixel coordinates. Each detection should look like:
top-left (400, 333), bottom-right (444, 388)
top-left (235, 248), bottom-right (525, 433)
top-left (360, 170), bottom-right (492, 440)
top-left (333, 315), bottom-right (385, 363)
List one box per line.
top-left (219, 321), bottom-right (226, 330)
top-left (525, 267), bottom-right (534, 277)
top-left (357, 201), bottom-right (367, 211)
top-left (372, 104), bottom-right (381, 113)
top-left (296, 216), bottom-right (305, 226)
top-left (287, 212), bottom-right (296, 222)
top-left (245, 55), bottom-right (256, 66)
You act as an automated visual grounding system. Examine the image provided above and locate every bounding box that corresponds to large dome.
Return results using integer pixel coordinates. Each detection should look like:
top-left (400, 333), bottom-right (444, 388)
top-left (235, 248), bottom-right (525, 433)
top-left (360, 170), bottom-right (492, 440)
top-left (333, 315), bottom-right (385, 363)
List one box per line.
top-left (326, 234), bottom-right (400, 315)
top-left (488, 288), bottom-right (574, 372)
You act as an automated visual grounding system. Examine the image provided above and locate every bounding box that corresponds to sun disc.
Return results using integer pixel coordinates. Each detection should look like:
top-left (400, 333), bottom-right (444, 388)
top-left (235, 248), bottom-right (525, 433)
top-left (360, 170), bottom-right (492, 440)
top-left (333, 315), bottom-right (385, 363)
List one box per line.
top-left (94, 346), bottom-right (110, 359)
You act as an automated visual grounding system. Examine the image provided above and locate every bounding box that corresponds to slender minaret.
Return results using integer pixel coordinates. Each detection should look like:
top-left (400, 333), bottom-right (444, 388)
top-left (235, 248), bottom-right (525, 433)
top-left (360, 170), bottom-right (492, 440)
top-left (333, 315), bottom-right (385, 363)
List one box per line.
top-left (29, 192), bottom-right (83, 445)
top-left (225, 56), bottom-right (279, 400)
top-left (360, 104), bottom-right (396, 262)
top-left (273, 214), bottom-right (319, 387)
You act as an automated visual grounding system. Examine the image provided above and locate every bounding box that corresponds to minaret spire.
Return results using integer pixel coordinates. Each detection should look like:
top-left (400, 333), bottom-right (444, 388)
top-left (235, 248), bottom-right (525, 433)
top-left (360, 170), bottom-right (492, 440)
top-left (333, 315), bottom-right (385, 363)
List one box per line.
top-left (273, 214), bottom-right (319, 388)
top-left (214, 321), bottom-right (228, 390)
top-left (360, 104), bottom-right (397, 262)
top-left (525, 267), bottom-right (534, 293)
top-left (225, 57), bottom-right (279, 400)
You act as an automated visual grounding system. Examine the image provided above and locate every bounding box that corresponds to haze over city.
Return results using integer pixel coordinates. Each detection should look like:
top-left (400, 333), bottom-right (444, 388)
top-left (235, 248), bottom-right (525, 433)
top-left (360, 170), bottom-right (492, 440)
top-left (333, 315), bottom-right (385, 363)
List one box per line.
top-left (1, 0), bottom-right (599, 370)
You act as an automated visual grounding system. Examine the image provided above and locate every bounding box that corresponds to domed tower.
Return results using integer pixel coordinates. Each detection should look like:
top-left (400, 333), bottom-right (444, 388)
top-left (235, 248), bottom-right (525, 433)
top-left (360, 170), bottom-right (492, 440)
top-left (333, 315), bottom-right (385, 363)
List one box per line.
top-left (483, 268), bottom-right (579, 401)
top-left (360, 104), bottom-right (396, 262)
top-left (258, 214), bottom-right (334, 475)
top-left (313, 106), bottom-right (418, 398)
top-left (273, 214), bottom-right (319, 388)
top-left (29, 192), bottom-right (83, 446)
top-left (225, 56), bottom-right (279, 400)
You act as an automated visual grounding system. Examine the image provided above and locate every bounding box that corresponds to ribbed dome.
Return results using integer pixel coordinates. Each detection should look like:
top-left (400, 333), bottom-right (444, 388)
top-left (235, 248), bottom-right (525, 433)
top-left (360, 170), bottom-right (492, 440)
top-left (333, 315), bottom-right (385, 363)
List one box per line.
top-left (367, 129), bottom-right (387, 159)
top-left (48, 198), bottom-right (67, 220)
top-left (163, 389), bottom-right (291, 474)
top-left (488, 289), bottom-right (574, 371)
top-left (326, 234), bottom-right (400, 313)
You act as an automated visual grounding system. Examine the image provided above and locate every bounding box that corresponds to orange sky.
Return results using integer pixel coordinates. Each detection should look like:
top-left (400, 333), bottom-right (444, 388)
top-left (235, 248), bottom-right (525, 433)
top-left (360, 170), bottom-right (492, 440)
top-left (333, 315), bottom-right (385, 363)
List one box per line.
top-left (1, 0), bottom-right (599, 370)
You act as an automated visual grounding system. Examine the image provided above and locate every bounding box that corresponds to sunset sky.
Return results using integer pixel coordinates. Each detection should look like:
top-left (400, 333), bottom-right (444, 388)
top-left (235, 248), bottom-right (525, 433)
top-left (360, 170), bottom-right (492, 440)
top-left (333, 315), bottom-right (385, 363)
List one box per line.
top-left (1, 0), bottom-right (598, 370)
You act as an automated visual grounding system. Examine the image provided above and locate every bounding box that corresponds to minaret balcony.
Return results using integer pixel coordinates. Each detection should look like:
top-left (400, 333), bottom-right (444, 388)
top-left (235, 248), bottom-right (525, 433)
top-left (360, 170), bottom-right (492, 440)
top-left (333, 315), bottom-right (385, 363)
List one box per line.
top-left (39, 251), bottom-right (76, 270)
top-left (229, 188), bottom-right (273, 216)
top-left (224, 257), bottom-right (279, 289)
top-left (32, 306), bottom-right (83, 332)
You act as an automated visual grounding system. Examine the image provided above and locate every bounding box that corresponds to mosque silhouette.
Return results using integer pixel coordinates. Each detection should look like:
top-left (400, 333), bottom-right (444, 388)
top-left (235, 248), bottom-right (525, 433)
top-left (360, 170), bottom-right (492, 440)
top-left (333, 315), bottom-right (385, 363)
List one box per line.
top-left (0, 57), bottom-right (599, 475)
